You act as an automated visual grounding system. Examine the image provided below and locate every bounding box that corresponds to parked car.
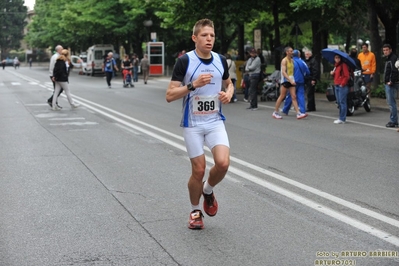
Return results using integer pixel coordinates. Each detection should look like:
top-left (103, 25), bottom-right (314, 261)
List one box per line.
top-left (5, 58), bottom-right (14, 66)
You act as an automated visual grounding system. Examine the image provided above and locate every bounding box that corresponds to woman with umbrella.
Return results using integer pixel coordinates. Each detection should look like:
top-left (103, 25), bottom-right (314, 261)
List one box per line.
top-left (330, 54), bottom-right (350, 124)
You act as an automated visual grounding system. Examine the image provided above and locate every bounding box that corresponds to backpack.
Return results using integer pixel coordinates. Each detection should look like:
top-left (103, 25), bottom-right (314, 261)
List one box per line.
top-left (104, 58), bottom-right (114, 71)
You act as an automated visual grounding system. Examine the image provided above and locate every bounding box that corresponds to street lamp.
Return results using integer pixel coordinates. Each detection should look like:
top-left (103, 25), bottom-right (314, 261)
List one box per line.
top-left (365, 40), bottom-right (371, 51)
top-left (357, 39), bottom-right (363, 51)
top-left (143, 20), bottom-right (153, 42)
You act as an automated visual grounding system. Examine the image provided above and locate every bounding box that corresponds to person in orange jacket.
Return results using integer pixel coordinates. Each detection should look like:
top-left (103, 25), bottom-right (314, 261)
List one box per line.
top-left (358, 43), bottom-right (376, 98)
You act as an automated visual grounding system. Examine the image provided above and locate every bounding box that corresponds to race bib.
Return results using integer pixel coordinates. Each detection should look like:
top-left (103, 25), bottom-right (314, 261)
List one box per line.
top-left (193, 95), bottom-right (219, 115)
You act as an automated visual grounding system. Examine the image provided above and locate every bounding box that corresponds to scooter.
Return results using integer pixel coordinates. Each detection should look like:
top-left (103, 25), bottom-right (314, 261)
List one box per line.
top-left (346, 70), bottom-right (370, 116)
top-left (325, 70), bottom-right (370, 116)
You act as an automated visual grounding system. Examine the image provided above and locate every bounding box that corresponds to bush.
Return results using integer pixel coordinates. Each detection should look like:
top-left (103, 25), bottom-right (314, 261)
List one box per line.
top-left (372, 84), bottom-right (386, 99)
top-left (316, 80), bottom-right (331, 93)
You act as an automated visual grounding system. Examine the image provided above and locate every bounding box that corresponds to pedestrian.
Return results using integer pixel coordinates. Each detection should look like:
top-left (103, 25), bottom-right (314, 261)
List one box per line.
top-left (282, 50), bottom-right (310, 115)
top-left (272, 46), bottom-right (307, 119)
top-left (245, 48), bottom-right (261, 110)
top-left (330, 54), bottom-right (350, 124)
top-left (358, 43), bottom-right (376, 99)
top-left (1, 59), bottom-right (5, 70)
top-left (239, 53), bottom-right (251, 102)
top-left (121, 54), bottom-right (133, 87)
top-left (131, 54), bottom-right (139, 82)
top-left (165, 18), bottom-right (234, 230)
top-left (51, 49), bottom-right (79, 110)
top-left (382, 44), bottom-right (399, 128)
top-left (140, 54), bottom-right (149, 84)
top-left (47, 45), bottom-right (64, 108)
top-left (102, 52), bottom-right (119, 88)
top-left (349, 48), bottom-right (362, 70)
top-left (226, 53), bottom-right (237, 102)
top-left (304, 50), bottom-right (319, 112)
top-left (178, 50), bottom-right (186, 58)
top-left (13, 57), bottom-right (20, 69)
top-left (29, 58), bottom-right (32, 68)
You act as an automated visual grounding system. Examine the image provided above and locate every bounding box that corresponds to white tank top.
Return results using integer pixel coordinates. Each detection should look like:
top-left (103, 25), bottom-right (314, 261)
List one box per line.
top-left (180, 51), bottom-right (226, 127)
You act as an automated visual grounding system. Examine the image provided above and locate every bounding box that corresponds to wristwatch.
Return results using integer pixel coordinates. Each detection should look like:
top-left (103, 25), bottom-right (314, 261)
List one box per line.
top-left (187, 82), bottom-right (196, 91)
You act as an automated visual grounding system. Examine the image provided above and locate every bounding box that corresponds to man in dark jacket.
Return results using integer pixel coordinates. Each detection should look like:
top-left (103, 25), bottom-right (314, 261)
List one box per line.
top-left (304, 50), bottom-right (319, 112)
top-left (382, 44), bottom-right (399, 127)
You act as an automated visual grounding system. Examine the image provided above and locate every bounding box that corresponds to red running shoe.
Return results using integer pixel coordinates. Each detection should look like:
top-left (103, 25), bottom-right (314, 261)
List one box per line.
top-left (203, 191), bottom-right (218, 217)
top-left (188, 210), bottom-right (204, 230)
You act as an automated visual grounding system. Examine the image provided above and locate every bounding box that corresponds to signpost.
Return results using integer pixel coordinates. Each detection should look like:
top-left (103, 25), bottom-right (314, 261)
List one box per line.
top-left (254, 29), bottom-right (261, 50)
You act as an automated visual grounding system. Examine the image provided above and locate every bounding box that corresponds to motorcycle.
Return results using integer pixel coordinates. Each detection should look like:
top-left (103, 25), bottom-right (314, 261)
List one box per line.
top-left (326, 70), bottom-right (371, 116)
top-left (260, 70), bottom-right (280, 101)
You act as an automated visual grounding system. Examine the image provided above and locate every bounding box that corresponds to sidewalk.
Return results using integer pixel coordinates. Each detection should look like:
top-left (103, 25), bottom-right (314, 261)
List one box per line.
top-left (315, 92), bottom-right (389, 111)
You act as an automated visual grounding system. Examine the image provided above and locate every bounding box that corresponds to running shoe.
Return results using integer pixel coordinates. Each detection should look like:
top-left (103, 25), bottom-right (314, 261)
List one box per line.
top-left (296, 113), bottom-right (308, 119)
top-left (272, 111), bottom-right (282, 119)
top-left (203, 191), bottom-right (218, 217)
top-left (188, 210), bottom-right (204, 229)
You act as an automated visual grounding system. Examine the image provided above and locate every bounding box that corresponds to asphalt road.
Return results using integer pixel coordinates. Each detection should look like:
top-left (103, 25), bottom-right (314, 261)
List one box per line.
top-left (1, 66), bottom-right (398, 266)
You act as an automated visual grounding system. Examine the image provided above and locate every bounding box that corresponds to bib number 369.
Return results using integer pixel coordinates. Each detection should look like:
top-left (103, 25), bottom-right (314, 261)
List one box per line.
top-left (197, 100), bottom-right (215, 111)
top-left (193, 96), bottom-right (219, 115)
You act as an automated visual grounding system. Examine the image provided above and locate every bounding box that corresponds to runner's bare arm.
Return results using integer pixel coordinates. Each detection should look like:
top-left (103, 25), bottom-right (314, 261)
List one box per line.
top-left (219, 78), bottom-right (234, 104)
top-left (166, 74), bottom-right (213, 103)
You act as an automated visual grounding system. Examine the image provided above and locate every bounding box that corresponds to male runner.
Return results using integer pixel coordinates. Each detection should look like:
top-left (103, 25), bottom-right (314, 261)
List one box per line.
top-left (166, 18), bottom-right (234, 229)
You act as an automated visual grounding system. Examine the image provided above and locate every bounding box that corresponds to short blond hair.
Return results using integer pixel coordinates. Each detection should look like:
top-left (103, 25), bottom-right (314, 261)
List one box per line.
top-left (192, 18), bottom-right (214, 36)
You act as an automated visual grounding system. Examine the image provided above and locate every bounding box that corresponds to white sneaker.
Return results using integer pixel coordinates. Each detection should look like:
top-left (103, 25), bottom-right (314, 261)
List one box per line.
top-left (334, 119), bottom-right (345, 124)
top-left (272, 111), bottom-right (282, 119)
top-left (71, 103), bottom-right (80, 108)
top-left (243, 98), bottom-right (248, 102)
top-left (52, 105), bottom-right (61, 111)
top-left (297, 113), bottom-right (308, 119)
top-left (234, 98), bottom-right (238, 102)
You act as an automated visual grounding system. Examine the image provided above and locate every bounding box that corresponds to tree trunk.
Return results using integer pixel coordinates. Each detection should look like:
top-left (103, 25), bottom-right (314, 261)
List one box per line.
top-left (272, 1), bottom-right (281, 70)
top-left (345, 31), bottom-right (351, 53)
top-left (384, 24), bottom-right (398, 54)
top-left (310, 19), bottom-right (323, 78)
top-left (237, 23), bottom-right (245, 61)
top-left (367, 0), bottom-right (382, 86)
top-left (375, 3), bottom-right (399, 54)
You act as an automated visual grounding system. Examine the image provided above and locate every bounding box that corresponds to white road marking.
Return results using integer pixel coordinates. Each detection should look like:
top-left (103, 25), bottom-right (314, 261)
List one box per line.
top-left (48, 117), bottom-right (85, 121)
top-left (68, 96), bottom-right (399, 247)
top-left (25, 103), bottom-right (50, 106)
top-left (11, 82), bottom-right (21, 86)
top-left (35, 113), bottom-right (68, 118)
top-left (9, 70), bottom-right (399, 247)
top-left (49, 122), bottom-right (98, 126)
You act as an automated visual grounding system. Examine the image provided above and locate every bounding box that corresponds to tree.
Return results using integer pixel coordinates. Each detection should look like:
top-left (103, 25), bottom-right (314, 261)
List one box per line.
top-left (151, 0), bottom-right (265, 57)
top-left (0, 0), bottom-right (27, 58)
top-left (374, 0), bottom-right (399, 54)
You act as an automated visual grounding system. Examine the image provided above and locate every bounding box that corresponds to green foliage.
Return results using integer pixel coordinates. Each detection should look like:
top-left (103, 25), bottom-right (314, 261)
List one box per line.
top-left (0, 0), bottom-right (27, 57)
top-left (315, 79), bottom-right (331, 93)
top-left (371, 84), bottom-right (386, 99)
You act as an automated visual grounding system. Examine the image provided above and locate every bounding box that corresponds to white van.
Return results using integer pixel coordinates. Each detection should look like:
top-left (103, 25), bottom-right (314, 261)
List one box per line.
top-left (86, 44), bottom-right (114, 76)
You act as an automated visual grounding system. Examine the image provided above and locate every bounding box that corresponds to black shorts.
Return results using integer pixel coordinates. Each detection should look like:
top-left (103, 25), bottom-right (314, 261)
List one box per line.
top-left (282, 82), bottom-right (294, 88)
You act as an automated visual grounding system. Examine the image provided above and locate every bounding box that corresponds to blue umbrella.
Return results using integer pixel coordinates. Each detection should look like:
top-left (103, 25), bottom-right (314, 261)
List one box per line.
top-left (321, 48), bottom-right (357, 69)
